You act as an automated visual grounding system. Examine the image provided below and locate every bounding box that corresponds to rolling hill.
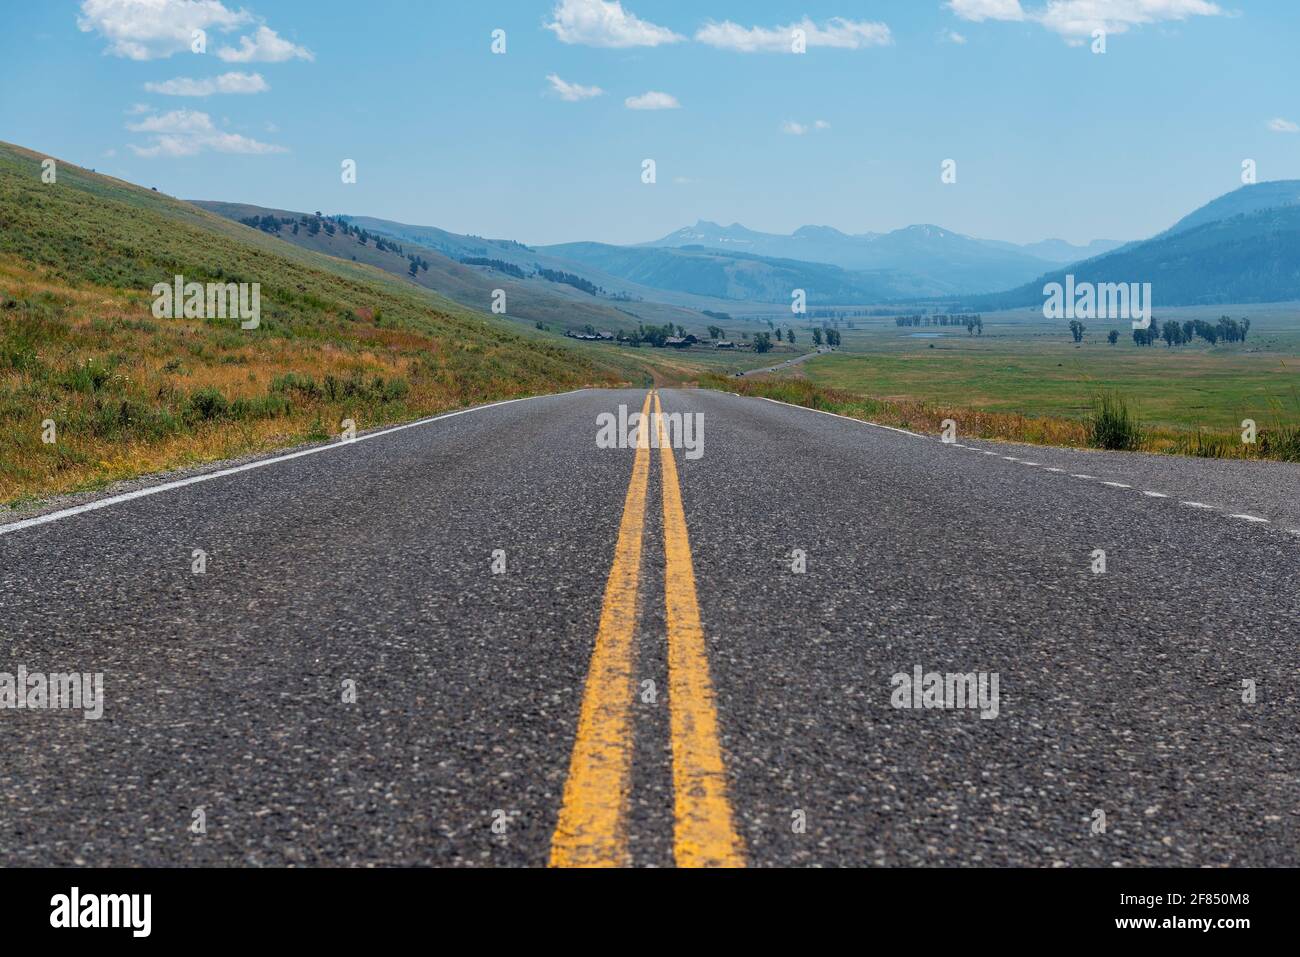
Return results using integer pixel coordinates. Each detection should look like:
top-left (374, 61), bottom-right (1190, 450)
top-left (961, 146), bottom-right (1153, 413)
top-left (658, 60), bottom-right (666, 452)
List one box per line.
top-left (193, 201), bottom-right (714, 335)
top-left (0, 140), bottom-right (616, 502)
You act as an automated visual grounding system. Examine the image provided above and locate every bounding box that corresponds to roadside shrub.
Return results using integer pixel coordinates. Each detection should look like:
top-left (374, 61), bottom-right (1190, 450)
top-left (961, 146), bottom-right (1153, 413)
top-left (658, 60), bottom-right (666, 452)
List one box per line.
top-left (1089, 392), bottom-right (1142, 451)
top-left (231, 394), bottom-right (292, 420)
top-left (270, 371), bottom-right (321, 399)
top-left (1259, 427), bottom-right (1300, 462)
top-left (87, 398), bottom-right (177, 440)
top-left (61, 360), bottom-right (114, 394)
top-left (187, 386), bottom-right (230, 421)
top-left (381, 376), bottom-right (410, 402)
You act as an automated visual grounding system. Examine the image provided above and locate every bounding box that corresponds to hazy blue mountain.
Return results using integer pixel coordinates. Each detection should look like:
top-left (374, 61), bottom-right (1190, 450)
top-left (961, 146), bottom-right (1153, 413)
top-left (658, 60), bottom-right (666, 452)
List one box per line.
top-left (967, 183), bottom-right (1300, 310)
top-left (1159, 180), bottom-right (1300, 239)
top-left (642, 221), bottom-right (1063, 292)
top-left (539, 241), bottom-right (936, 303)
top-left (332, 214), bottom-right (839, 314)
top-left (982, 237), bottom-right (1127, 263)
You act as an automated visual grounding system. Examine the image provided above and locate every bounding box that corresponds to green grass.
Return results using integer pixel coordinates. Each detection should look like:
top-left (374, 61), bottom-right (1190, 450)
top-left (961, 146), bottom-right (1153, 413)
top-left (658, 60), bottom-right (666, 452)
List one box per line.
top-left (796, 312), bottom-right (1300, 433)
top-left (795, 312), bottom-right (1294, 431)
top-left (714, 313), bottom-right (1300, 460)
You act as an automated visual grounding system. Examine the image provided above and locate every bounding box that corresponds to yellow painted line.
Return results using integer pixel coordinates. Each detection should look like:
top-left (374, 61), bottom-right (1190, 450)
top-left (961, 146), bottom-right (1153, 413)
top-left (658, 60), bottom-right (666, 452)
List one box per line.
top-left (654, 392), bottom-right (746, 868)
top-left (549, 390), bottom-right (654, 867)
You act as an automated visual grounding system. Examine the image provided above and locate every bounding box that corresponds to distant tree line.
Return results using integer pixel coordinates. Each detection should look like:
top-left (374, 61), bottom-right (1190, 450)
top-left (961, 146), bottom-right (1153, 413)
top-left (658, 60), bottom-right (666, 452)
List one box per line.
top-left (460, 257), bottom-right (525, 279)
top-left (895, 313), bottom-right (983, 330)
top-left (808, 308), bottom-right (869, 319)
top-left (535, 268), bottom-right (604, 296)
top-left (1119, 316), bottom-right (1250, 347)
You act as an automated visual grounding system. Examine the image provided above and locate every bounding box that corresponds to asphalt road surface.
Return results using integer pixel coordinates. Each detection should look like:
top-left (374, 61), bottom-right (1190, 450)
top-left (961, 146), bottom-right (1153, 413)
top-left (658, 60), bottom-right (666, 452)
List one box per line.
top-left (2, 387), bottom-right (1298, 867)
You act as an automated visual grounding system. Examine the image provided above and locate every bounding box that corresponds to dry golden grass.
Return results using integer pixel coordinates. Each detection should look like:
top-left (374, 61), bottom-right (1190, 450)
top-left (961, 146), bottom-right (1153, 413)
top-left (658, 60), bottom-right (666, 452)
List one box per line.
top-left (0, 256), bottom-right (607, 504)
top-left (709, 372), bottom-right (1300, 460)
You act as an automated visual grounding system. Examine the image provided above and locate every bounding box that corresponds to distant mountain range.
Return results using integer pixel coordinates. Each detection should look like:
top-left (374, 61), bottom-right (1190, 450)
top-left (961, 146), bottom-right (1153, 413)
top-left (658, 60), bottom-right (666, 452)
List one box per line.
top-left (645, 219), bottom-right (1123, 272)
top-left (204, 180), bottom-right (1300, 317)
top-left (966, 181), bottom-right (1300, 310)
top-left (534, 222), bottom-right (1128, 303)
top-left (537, 241), bottom-right (933, 304)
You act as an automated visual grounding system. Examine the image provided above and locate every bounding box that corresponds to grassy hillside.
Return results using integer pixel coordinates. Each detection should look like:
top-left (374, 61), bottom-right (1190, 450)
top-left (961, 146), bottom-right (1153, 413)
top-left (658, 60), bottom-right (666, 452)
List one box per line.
top-left (0, 141), bottom-right (617, 504)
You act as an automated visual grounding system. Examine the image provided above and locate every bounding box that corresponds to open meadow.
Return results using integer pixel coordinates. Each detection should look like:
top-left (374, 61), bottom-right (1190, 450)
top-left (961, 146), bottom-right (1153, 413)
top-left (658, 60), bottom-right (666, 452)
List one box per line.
top-left (784, 304), bottom-right (1300, 435)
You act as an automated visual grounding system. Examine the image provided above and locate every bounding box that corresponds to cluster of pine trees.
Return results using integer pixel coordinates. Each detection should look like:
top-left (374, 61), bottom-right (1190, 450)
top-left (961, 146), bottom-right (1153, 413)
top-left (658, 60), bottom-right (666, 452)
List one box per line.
top-left (239, 213), bottom-right (295, 234)
top-left (1130, 316), bottom-right (1251, 347)
top-left (535, 268), bottom-right (604, 296)
top-left (460, 257), bottom-right (525, 279)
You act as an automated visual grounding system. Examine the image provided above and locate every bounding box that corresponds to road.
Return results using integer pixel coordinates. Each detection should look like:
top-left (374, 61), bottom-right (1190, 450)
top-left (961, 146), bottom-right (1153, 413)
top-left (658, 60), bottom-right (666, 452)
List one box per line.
top-left (737, 345), bottom-right (832, 376)
top-left (2, 387), bottom-right (1298, 867)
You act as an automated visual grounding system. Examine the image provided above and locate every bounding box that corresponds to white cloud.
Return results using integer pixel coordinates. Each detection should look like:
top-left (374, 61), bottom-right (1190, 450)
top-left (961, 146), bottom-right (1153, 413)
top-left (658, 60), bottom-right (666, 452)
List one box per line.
top-left (78, 0), bottom-right (250, 59)
top-left (1268, 117), bottom-right (1299, 133)
top-left (126, 102), bottom-right (154, 114)
top-left (625, 91), bottom-right (680, 110)
top-left (782, 119), bottom-right (831, 136)
top-left (947, 0), bottom-right (1026, 22)
top-left (217, 25), bottom-right (312, 62)
top-left (945, 30), bottom-right (969, 43)
top-left (126, 108), bottom-right (286, 157)
top-left (144, 71), bottom-right (268, 95)
top-left (545, 0), bottom-right (682, 48)
top-left (696, 17), bottom-right (892, 52)
top-left (546, 73), bottom-right (604, 101)
top-left (949, 0), bottom-right (1225, 42)
top-left (1034, 0), bottom-right (1223, 40)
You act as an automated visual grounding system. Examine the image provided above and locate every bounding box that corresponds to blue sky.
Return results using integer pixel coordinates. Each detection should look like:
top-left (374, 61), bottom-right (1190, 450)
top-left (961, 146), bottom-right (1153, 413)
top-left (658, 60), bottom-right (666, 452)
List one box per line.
top-left (3, 1), bottom-right (1298, 246)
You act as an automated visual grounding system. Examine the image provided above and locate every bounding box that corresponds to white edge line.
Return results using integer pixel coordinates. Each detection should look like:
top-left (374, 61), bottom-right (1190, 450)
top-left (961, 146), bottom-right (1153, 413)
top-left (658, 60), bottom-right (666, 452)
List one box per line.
top-left (1228, 513), bottom-right (1270, 523)
top-left (738, 392), bottom-right (1284, 530)
top-left (754, 396), bottom-right (926, 439)
top-left (0, 389), bottom-right (589, 538)
top-left (1181, 501), bottom-right (1216, 509)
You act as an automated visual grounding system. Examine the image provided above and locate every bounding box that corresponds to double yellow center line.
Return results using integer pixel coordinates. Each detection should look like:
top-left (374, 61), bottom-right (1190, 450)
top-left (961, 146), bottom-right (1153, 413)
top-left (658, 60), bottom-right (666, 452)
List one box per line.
top-left (549, 390), bottom-right (745, 868)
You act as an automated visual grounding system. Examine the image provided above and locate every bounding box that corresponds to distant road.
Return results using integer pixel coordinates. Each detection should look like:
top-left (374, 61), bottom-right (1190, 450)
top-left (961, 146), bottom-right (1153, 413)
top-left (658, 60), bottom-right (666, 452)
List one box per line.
top-left (3, 388), bottom-right (1298, 866)
top-left (736, 345), bottom-right (831, 376)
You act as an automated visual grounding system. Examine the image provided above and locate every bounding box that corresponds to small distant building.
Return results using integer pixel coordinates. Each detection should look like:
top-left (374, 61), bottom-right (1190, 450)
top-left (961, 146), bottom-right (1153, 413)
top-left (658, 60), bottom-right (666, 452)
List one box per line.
top-left (567, 329), bottom-right (616, 341)
top-left (665, 336), bottom-right (692, 348)
top-left (714, 340), bottom-right (736, 349)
